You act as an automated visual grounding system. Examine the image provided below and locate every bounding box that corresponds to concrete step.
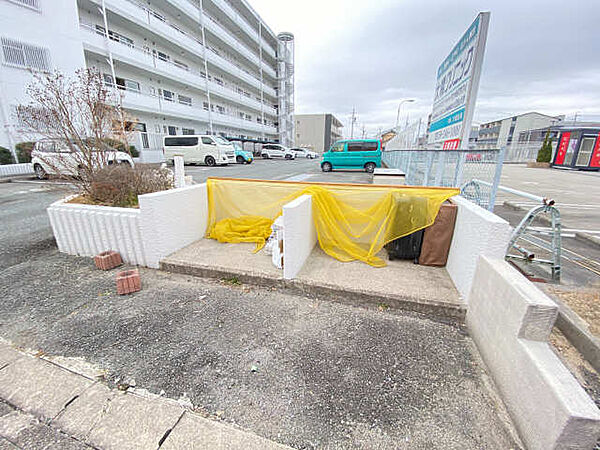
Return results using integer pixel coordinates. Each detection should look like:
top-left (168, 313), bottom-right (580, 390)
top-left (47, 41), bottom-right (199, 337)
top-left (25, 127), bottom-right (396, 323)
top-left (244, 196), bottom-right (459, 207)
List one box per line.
top-left (160, 240), bottom-right (466, 324)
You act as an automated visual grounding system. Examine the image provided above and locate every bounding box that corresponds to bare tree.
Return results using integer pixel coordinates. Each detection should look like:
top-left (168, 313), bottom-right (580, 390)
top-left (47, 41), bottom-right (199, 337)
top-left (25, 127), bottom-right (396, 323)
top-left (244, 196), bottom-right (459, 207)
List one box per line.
top-left (15, 68), bottom-right (134, 194)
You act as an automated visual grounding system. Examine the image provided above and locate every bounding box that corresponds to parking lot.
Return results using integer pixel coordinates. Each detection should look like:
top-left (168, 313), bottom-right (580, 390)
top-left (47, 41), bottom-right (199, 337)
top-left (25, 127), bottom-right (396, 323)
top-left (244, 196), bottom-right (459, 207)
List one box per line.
top-left (183, 157), bottom-right (373, 185)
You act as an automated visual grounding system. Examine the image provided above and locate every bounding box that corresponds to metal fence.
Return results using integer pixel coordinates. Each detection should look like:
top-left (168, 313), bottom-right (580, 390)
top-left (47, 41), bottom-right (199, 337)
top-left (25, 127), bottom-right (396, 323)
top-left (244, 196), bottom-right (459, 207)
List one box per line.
top-left (382, 148), bottom-right (505, 211)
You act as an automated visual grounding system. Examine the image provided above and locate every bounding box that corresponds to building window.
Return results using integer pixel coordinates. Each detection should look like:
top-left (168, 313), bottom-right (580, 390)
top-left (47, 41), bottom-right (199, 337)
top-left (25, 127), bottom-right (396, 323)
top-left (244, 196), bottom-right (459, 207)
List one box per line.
top-left (203, 101), bottom-right (209, 111)
top-left (1, 37), bottom-right (50, 71)
top-left (161, 89), bottom-right (175, 102)
top-left (182, 127), bottom-right (195, 135)
top-left (178, 95), bottom-right (192, 106)
top-left (174, 60), bottom-right (188, 71)
top-left (153, 49), bottom-right (170, 62)
top-left (6, 0), bottom-right (40, 10)
top-left (94, 25), bottom-right (134, 47)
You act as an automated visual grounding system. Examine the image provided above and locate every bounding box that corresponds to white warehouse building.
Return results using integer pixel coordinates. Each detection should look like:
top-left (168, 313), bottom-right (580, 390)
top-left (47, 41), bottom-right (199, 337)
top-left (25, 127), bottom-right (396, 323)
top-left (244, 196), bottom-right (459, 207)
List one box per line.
top-left (0, 0), bottom-right (295, 162)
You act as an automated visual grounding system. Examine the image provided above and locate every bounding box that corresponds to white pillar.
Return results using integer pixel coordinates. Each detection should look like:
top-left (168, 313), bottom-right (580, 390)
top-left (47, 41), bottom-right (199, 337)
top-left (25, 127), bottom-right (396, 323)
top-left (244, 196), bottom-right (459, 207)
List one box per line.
top-left (174, 155), bottom-right (185, 188)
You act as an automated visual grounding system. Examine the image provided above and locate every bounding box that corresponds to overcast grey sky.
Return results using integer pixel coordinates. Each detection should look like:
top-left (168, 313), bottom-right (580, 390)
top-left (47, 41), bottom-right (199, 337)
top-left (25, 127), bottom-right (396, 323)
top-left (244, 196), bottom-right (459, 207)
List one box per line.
top-left (252, 0), bottom-right (600, 136)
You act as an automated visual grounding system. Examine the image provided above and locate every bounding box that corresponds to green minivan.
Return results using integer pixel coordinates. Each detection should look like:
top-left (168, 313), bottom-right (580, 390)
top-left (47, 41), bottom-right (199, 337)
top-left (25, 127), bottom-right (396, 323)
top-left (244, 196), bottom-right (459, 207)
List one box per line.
top-left (320, 139), bottom-right (382, 173)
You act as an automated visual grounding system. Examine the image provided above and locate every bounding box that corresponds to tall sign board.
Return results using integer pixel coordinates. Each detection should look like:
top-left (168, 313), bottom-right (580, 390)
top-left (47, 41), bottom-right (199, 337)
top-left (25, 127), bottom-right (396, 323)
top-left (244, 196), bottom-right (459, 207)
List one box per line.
top-left (427, 12), bottom-right (490, 148)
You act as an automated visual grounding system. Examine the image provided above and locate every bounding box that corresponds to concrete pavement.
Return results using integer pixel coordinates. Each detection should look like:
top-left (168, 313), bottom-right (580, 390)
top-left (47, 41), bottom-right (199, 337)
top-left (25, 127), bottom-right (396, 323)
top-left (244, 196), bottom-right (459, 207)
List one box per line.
top-left (0, 342), bottom-right (289, 450)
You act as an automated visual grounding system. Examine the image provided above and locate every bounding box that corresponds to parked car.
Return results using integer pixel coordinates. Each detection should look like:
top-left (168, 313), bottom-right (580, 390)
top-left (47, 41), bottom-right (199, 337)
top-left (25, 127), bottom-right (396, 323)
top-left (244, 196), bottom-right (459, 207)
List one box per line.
top-left (261, 144), bottom-right (295, 159)
top-left (321, 139), bottom-right (382, 173)
top-left (31, 140), bottom-right (134, 180)
top-left (290, 147), bottom-right (319, 159)
top-left (163, 135), bottom-right (235, 166)
top-left (232, 142), bottom-right (253, 164)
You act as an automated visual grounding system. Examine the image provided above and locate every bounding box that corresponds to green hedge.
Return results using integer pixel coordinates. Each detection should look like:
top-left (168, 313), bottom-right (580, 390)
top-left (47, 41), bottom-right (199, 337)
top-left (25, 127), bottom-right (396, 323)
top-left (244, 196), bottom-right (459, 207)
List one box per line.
top-left (101, 138), bottom-right (139, 157)
top-left (0, 147), bottom-right (15, 165)
top-left (15, 141), bottom-right (35, 163)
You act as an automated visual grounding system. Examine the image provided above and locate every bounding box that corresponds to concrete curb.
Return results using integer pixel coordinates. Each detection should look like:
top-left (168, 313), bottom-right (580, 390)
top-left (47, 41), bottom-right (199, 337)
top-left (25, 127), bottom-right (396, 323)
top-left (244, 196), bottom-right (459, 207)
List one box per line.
top-left (0, 175), bottom-right (35, 183)
top-left (0, 342), bottom-right (291, 449)
top-left (503, 200), bottom-right (600, 250)
top-left (574, 231), bottom-right (600, 250)
top-left (160, 259), bottom-right (467, 325)
top-left (551, 295), bottom-right (600, 373)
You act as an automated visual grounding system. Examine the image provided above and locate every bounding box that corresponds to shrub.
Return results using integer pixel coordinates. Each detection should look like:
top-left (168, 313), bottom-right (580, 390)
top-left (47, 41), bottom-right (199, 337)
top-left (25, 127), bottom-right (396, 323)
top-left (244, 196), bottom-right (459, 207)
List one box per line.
top-left (88, 164), bottom-right (174, 207)
top-left (536, 130), bottom-right (553, 163)
top-left (0, 147), bottom-right (14, 165)
top-left (101, 138), bottom-right (139, 157)
top-left (15, 141), bottom-right (35, 163)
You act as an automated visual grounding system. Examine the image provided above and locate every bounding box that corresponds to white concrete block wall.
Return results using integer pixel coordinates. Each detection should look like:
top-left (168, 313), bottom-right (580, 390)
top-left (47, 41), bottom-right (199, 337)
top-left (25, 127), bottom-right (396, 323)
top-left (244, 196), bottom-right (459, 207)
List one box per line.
top-left (138, 183), bottom-right (208, 268)
top-left (0, 163), bottom-right (33, 177)
top-left (446, 196), bottom-right (512, 299)
top-left (282, 194), bottom-right (316, 279)
top-left (47, 200), bottom-right (147, 266)
top-left (468, 256), bottom-right (600, 450)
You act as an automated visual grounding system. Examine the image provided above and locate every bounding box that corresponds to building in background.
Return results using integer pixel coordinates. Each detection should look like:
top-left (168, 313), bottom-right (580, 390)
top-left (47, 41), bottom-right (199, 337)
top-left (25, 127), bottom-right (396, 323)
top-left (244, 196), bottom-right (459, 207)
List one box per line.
top-left (0, 0), bottom-right (294, 161)
top-left (476, 112), bottom-right (562, 160)
top-left (295, 113), bottom-right (343, 153)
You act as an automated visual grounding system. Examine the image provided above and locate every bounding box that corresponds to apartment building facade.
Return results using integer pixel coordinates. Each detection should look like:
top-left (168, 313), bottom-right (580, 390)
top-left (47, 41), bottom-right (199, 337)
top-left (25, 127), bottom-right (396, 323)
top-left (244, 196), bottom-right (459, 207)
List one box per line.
top-left (295, 113), bottom-right (343, 153)
top-left (0, 0), bottom-right (294, 161)
top-left (476, 112), bottom-right (561, 160)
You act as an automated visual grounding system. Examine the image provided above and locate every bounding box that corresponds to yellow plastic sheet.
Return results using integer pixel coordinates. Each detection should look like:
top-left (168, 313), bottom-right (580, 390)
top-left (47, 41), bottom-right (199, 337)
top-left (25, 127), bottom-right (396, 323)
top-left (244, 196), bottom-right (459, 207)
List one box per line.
top-left (206, 177), bottom-right (459, 267)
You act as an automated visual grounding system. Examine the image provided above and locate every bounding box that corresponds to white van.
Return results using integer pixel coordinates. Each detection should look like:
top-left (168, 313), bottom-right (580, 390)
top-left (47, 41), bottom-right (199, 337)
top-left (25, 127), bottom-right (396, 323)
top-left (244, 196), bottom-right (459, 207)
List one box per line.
top-left (163, 135), bottom-right (235, 166)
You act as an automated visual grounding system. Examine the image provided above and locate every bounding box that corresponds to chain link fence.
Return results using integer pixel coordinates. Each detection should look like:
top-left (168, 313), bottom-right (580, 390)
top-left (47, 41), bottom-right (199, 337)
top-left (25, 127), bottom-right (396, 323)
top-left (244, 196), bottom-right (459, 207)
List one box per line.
top-left (382, 148), bottom-right (505, 211)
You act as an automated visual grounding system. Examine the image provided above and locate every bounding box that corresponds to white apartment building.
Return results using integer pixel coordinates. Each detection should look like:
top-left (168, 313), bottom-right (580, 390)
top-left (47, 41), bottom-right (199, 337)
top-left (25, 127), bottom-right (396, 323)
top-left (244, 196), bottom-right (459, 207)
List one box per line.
top-left (476, 112), bottom-right (561, 160)
top-left (0, 0), bottom-right (295, 161)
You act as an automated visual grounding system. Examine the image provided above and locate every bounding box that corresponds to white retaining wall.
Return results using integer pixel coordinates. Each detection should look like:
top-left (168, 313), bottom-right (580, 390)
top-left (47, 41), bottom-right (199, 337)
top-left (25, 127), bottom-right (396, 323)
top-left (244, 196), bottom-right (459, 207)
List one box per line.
top-left (138, 183), bottom-right (208, 268)
top-left (0, 163), bottom-right (33, 177)
top-left (283, 194), bottom-right (316, 279)
top-left (446, 196), bottom-right (512, 299)
top-left (48, 184), bottom-right (208, 269)
top-left (47, 201), bottom-right (147, 266)
top-left (468, 256), bottom-right (600, 450)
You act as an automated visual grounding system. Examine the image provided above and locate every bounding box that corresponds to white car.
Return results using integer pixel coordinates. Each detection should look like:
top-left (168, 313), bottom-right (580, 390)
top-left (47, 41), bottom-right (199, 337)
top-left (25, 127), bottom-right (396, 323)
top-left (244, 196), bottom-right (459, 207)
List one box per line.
top-left (261, 144), bottom-right (295, 160)
top-left (163, 135), bottom-right (235, 166)
top-left (290, 147), bottom-right (319, 159)
top-left (31, 140), bottom-right (134, 180)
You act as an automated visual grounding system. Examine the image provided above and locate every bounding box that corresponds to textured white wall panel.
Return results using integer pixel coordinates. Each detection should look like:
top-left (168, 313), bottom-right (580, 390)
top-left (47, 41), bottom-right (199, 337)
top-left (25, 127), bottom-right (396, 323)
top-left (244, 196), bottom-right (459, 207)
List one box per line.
top-left (47, 200), bottom-right (146, 266)
top-left (446, 196), bottom-right (512, 300)
top-left (0, 163), bottom-right (33, 177)
top-left (468, 256), bottom-right (600, 450)
top-left (138, 184), bottom-right (208, 268)
top-left (283, 194), bottom-right (316, 279)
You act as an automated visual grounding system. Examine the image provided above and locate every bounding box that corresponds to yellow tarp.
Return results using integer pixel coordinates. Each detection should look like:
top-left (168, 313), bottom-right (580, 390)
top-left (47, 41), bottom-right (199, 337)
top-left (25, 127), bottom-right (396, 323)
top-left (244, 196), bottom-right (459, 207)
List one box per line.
top-left (206, 177), bottom-right (459, 267)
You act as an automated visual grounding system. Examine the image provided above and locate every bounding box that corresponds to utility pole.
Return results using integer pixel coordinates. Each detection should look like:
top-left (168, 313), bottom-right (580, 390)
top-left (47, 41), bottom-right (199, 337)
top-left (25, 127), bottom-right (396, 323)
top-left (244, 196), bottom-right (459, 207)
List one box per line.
top-left (350, 107), bottom-right (357, 139)
top-left (361, 125), bottom-right (366, 139)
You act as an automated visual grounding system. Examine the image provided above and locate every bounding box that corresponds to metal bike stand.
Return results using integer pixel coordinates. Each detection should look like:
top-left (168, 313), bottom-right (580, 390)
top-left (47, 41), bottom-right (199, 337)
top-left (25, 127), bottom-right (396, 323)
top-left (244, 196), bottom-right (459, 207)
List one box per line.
top-left (461, 179), bottom-right (562, 282)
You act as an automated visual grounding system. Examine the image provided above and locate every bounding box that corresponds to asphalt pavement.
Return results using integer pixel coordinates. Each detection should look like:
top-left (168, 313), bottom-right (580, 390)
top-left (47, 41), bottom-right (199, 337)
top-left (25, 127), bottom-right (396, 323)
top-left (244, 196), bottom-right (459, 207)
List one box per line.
top-left (0, 168), bottom-right (522, 449)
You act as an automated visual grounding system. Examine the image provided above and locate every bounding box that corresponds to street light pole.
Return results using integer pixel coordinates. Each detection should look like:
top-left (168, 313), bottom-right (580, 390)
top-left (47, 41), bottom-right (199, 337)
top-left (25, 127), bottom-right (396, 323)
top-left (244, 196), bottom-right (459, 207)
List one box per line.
top-left (395, 99), bottom-right (415, 130)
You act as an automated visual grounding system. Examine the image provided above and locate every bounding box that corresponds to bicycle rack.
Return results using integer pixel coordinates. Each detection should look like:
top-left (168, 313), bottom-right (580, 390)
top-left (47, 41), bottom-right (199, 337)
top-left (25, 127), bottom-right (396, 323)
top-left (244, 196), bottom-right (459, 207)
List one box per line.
top-left (461, 179), bottom-right (562, 282)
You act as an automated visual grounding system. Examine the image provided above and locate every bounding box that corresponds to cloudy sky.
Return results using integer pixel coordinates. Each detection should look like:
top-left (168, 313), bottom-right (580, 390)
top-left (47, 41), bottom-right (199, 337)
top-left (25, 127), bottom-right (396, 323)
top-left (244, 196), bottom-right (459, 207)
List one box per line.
top-left (251, 0), bottom-right (600, 137)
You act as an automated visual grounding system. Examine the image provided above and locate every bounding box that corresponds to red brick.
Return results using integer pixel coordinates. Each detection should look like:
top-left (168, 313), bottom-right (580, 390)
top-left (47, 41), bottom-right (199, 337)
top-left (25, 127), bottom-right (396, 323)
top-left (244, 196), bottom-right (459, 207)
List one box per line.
top-left (116, 269), bottom-right (141, 295)
top-left (94, 251), bottom-right (123, 271)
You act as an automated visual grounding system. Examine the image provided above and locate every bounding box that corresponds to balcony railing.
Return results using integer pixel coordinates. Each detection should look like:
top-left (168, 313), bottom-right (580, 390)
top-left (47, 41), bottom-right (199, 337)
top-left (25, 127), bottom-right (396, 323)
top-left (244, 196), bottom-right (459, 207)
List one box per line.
top-left (106, 83), bottom-right (277, 134)
top-left (80, 21), bottom-right (277, 115)
top-left (96, 0), bottom-right (276, 96)
top-left (114, 0), bottom-right (276, 82)
top-left (181, 0), bottom-right (276, 59)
